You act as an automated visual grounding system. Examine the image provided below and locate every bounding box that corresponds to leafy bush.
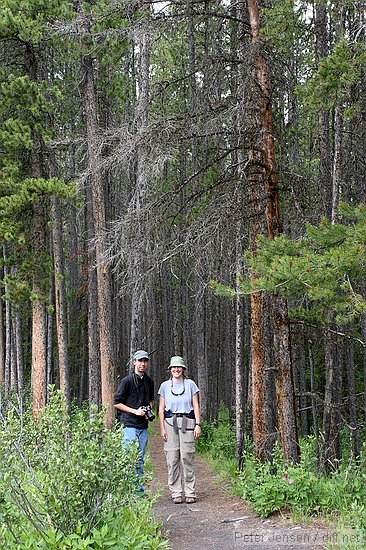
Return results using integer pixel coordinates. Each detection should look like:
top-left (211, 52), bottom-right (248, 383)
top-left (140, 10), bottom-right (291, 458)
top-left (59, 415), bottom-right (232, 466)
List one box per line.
top-left (197, 409), bottom-right (366, 542)
top-left (237, 438), bottom-right (366, 519)
top-left (0, 501), bottom-right (168, 549)
top-left (0, 390), bottom-right (167, 549)
top-left (237, 439), bottom-right (325, 517)
top-left (196, 408), bottom-right (236, 461)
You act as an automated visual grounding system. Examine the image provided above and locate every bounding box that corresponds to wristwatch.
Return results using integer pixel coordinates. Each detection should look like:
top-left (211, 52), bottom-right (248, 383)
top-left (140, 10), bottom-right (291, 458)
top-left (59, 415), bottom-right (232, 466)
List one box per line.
top-left (195, 422), bottom-right (200, 426)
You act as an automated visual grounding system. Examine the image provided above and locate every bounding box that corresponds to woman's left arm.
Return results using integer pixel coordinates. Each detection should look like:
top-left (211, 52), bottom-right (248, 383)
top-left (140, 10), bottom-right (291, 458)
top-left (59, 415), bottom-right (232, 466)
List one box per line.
top-left (192, 393), bottom-right (201, 440)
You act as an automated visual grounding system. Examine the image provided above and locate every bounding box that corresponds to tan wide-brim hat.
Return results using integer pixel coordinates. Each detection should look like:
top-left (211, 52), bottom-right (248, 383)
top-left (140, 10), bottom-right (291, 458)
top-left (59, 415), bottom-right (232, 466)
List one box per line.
top-left (168, 356), bottom-right (186, 370)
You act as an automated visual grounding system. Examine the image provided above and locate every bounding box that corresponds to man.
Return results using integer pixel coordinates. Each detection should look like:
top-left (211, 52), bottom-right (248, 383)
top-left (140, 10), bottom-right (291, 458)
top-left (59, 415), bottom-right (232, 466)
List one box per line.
top-left (114, 350), bottom-right (154, 492)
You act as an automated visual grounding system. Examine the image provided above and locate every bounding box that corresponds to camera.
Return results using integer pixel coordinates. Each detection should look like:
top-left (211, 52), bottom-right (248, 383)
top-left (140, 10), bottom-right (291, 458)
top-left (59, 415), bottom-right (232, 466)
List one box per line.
top-left (142, 405), bottom-right (155, 422)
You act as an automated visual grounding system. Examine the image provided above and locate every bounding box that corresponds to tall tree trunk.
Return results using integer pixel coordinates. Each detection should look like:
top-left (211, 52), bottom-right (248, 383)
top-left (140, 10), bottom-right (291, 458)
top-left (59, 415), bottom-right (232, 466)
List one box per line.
top-left (130, 6), bottom-right (151, 358)
top-left (331, 105), bottom-right (343, 223)
top-left (46, 268), bottom-right (55, 399)
top-left (67, 200), bottom-right (81, 384)
top-left (244, 12), bottom-right (273, 462)
top-left (51, 195), bottom-right (70, 412)
top-left (235, 225), bottom-right (246, 463)
top-left (15, 310), bottom-right (24, 398)
top-left (30, 102), bottom-right (48, 417)
top-left (187, 0), bottom-right (208, 420)
top-left (246, 0), bottom-right (299, 463)
top-left (31, 201), bottom-right (47, 419)
top-left (3, 249), bottom-right (11, 396)
top-left (331, 0), bottom-right (345, 224)
top-left (349, 4), bottom-right (365, 422)
top-left (86, 188), bottom-right (101, 413)
top-left (184, 0), bottom-right (208, 418)
top-left (361, 313), bottom-right (366, 425)
top-left (322, 318), bottom-right (342, 472)
top-left (358, 33), bottom-right (366, 205)
top-left (294, 330), bottom-right (309, 437)
top-left (308, 343), bottom-right (320, 472)
top-left (315, 0), bottom-right (331, 218)
top-left (195, 285), bottom-right (207, 419)
top-left (10, 314), bottom-right (17, 392)
top-left (320, 2), bottom-right (346, 469)
top-left (76, 1), bottom-right (115, 426)
top-left (0, 272), bottom-right (4, 385)
top-left (345, 327), bottom-right (359, 460)
top-left (26, 36), bottom-right (48, 419)
top-left (272, 298), bottom-right (299, 463)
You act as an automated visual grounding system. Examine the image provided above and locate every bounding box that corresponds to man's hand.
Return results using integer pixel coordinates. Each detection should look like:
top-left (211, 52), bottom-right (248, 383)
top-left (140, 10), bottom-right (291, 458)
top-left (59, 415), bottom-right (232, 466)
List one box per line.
top-left (160, 428), bottom-right (168, 442)
top-left (135, 406), bottom-right (147, 417)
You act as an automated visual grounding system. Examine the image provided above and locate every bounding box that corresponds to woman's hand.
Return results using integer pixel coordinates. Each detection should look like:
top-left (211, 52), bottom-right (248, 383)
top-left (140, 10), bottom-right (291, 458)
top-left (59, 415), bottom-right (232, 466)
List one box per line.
top-left (158, 396), bottom-right (167, 441)
top-left (194, 425), bottom-right (201, 440)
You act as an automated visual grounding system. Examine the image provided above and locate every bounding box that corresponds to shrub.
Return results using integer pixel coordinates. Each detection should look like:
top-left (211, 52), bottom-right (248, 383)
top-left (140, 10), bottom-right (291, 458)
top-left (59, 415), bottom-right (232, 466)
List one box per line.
top-left (236, 437), bottom-right (366, 531)
top-left (196, 408), bottom-right (236, 461)
top-left (0, 390), bottom-right (167, 549)
top-left (0, 501), bottom-right (168, 549)
top-left (197, 410), bottom-right (366, 541)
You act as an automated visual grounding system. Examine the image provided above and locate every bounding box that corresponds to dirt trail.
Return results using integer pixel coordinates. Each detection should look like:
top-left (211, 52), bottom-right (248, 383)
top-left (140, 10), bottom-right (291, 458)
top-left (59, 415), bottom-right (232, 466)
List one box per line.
top-left (148, 426), bottom-right (334, 550)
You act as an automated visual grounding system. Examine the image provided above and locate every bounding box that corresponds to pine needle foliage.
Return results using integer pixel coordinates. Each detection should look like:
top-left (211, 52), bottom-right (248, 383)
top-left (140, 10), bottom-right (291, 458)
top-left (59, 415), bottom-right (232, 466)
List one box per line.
top-left (241, 203), bottom-right (366, 324)
top-left (211, 204), bottom-right (366, 325)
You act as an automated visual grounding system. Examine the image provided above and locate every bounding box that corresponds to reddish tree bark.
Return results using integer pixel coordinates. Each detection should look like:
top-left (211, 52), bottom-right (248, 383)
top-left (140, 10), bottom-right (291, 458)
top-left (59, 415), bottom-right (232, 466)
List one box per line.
top-left (246, 0), bottom-right (300, 463)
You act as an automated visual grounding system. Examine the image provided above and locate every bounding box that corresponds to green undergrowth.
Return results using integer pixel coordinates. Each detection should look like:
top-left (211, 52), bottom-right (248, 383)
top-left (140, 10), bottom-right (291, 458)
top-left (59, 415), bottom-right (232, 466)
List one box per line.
top-left (196, 410), bottom-right (366, 548)
top-left (0, 389), bottom-right (168, 549)
top-left (196, 409), bottom-right (238, 481)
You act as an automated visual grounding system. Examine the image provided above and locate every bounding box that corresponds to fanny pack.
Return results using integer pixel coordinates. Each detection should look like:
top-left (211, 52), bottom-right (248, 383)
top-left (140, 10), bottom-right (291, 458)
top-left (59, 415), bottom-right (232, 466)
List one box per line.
top-left (164, 410), bottom-right (195, 419)
top-left (164, 410), bottom-right (195, 433)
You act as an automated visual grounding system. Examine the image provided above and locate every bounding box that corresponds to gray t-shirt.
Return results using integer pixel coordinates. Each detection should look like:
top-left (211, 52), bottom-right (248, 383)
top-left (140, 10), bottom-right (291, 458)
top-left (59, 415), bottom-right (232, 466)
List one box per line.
top-left (158, 378), bottom-right (199, 413)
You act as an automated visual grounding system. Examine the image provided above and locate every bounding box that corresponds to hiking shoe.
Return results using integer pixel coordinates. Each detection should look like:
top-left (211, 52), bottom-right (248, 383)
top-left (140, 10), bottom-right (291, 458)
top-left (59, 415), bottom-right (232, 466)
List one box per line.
top-left (185, 497), bottom-right (196, 504)
top-left (173, 496), bottom-right (183, 504)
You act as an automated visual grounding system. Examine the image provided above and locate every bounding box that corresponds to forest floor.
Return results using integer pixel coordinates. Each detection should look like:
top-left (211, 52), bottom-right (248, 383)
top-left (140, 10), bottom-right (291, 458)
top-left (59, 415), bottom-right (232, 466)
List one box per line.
top-left (147, 425), bottom-right (338, 550)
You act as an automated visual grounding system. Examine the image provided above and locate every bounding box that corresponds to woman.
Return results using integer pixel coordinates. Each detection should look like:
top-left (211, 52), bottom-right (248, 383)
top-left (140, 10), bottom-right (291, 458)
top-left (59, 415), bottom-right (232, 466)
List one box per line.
top-left (158, 356), bottom-right (201, 504)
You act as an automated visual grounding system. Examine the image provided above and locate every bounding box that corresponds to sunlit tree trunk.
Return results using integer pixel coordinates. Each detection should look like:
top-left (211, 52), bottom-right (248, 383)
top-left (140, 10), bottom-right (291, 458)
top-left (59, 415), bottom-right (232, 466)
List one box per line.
top-left (27, 38), bottom-right (47, 418)
top-left (246, 0), bottom-right (299, 463)
top-left (31, 133), bottom-right (47, 419)
top-left (31, 200), bottom-right (47, 419)
top-left (51, 195), bottom-right (70, 412)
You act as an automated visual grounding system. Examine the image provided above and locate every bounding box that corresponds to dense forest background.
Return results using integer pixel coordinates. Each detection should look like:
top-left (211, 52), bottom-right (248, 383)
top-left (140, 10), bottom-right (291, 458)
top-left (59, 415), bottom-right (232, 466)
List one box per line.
top-left (0, 0), bottom-right (365, 474)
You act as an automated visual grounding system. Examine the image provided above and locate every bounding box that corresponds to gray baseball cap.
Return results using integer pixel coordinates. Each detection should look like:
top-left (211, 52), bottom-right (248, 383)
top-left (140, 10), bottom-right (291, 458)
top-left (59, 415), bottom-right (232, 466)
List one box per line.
top-left (133, 350), bottom-right (150, 361)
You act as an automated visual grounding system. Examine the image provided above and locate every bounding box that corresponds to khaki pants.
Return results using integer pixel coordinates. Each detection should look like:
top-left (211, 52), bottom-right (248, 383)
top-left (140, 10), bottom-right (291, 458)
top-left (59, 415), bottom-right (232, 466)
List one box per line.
top-left (163, 417), bottom-right (196, 499)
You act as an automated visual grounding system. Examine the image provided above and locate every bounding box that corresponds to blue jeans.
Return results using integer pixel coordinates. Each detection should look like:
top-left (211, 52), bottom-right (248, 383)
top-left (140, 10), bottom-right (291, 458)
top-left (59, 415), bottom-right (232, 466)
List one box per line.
top-left (122, 427), bottom-right (148, 491)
